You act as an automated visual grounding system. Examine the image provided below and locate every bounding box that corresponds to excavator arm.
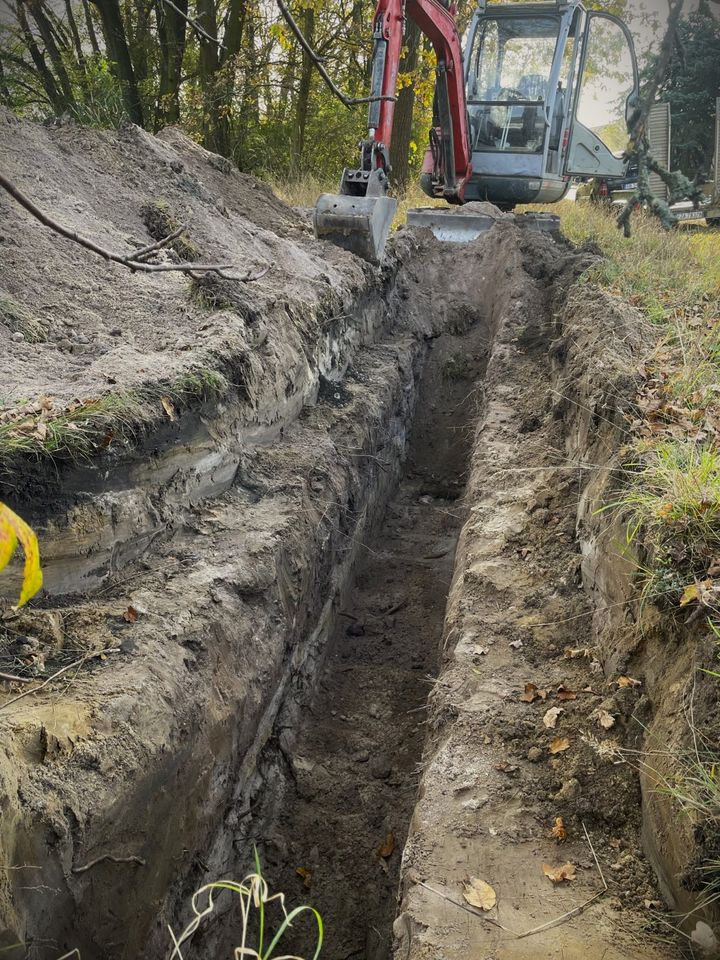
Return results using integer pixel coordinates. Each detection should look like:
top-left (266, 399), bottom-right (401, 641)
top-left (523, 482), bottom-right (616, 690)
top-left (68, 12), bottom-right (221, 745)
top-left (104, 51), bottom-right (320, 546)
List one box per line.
top-left (313, 0), bottom-right (472, 262)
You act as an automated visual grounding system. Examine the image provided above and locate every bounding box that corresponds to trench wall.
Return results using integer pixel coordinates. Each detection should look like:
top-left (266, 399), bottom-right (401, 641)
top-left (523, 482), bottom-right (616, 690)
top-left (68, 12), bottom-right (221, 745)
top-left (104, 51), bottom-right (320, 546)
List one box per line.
top-left (0, 260), bottom-right (421, 958)
top-left (556, 282), bottom-right (716, 928)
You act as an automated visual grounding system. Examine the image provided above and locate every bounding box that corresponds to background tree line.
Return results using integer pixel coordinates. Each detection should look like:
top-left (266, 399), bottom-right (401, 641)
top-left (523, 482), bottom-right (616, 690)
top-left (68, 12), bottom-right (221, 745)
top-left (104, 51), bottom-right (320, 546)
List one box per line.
top-left (0, 0), bottom-right (718, 190)
top-left (0, 0), bottom-right (442, 187)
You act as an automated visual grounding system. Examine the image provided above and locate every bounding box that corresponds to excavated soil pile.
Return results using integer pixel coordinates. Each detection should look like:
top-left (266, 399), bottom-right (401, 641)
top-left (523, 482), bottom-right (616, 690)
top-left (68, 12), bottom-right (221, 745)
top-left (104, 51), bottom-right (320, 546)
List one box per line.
top-left (0, 111), bottom-right (700, 960)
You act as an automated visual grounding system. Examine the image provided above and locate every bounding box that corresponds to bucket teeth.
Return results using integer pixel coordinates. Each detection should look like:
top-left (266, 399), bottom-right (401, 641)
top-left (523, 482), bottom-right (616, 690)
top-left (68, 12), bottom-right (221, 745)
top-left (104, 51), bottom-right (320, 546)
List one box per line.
top-left (313, 194), bottom-right (397, 264)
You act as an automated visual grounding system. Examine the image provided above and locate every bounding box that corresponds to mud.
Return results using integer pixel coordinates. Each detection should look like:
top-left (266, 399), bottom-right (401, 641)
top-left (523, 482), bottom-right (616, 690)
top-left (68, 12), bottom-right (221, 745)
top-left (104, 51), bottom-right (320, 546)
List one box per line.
top-left (0, 111), bottom-right (704, 960)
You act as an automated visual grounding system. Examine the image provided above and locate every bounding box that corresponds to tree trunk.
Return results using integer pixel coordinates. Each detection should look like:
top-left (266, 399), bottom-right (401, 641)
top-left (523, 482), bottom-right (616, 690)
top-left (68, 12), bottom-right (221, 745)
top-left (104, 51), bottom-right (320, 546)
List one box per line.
top-left (155, 0), bottom-right (188, 128)
top-left (89, 0), bottom-right (145, 124)
top-left (220, 0), bottom-right (247, 66)
top-left (129, 0), bottom-right (153, 88)
top-left (234, 9), bottom-right (260, 168)
top-left (390, 18), bottom-right (420, 191)
top-left (196, 0), bottom-right (229, 152)
top-left (82, 0), bottom-right (101, 54)
top-left (0, 57), bottom-right (11, 104)
top-left (26, 0), bottom-right (77, 110)
top-left (292, 6), bottom-right (314, 169)
top-left (64, 0), bottom-right (86, 65)
top-left (14, 0), bottom-right (64, 111)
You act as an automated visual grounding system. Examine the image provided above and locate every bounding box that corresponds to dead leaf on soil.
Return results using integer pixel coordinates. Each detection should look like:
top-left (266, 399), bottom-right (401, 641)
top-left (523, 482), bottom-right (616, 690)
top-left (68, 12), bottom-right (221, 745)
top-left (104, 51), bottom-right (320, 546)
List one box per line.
top-left (543, 707), bottom-right (564, 729)
top-left (122, 605), bottom-right (139, 623)
top-left (378, 832), bottom-right (395, 859)
top-left (679, 580), bottom-right (715, 608)
top-left (161, 396), bottom-right (177, 421)
top-left (556, 685), bottom-right (577, 701)
top-left (509, 639), bottom-right (523, 650)
top-left (564, 647), bottom-right (591, 659)
top-left (549, 736), bottom-right (570, 754)
top-left (597, 709), bottom-right (615, 730)
top-left (616, 675), bottom-right (641, 688)
top-left (551, 817), bottom-right (567, 843)
top-left (296, 867), bottom-right (312, 888)
top-left (519, 682), bottom-right (547, 703)
top-left (462, 877), bottom-right (497, 911)
top-left (543, 862), bottom-right (576, 884)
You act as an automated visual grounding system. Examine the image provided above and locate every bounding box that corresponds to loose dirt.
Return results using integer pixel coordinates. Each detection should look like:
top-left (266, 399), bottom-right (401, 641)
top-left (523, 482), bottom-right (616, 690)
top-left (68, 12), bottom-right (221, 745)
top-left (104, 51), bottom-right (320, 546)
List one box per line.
top-left (0, 109), bottom-right (697, 960)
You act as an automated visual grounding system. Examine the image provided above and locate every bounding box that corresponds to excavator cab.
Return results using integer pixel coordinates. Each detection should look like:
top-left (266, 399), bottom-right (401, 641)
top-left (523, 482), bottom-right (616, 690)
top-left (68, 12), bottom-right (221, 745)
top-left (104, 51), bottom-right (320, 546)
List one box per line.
top-left (449, 0), bottom-right (639, 208)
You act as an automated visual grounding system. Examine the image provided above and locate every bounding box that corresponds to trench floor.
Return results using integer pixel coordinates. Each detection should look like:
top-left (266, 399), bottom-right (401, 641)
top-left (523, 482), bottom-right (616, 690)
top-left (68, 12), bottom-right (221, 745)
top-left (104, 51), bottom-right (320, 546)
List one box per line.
top-left (247, 328), bottom-right (489, 960)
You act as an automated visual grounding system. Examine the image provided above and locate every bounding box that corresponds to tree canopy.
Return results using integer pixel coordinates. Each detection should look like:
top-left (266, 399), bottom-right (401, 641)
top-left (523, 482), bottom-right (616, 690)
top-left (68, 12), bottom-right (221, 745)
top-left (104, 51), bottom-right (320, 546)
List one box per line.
top-left (641, 5), bottom-right (720, 179)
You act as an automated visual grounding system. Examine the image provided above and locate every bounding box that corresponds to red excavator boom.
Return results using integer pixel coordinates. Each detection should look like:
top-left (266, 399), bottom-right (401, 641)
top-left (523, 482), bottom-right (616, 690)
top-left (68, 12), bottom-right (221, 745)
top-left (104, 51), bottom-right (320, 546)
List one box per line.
top-left (361, 0), bottom-right (472, 200)
top-left (313, 0), bottom-right (472, 261)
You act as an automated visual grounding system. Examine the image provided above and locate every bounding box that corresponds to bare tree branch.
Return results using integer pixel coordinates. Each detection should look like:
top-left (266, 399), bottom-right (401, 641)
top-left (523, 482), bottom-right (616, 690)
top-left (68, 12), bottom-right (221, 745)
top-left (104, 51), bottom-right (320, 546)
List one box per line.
top-left (127, 223), bottom-right (187, 261)
top-left (275, 0), bottom-right (396, 108)
top-left (0, 171), bottom-right (271, 283)
top-left (156, 0), bottom-right (225, 50)
top-left (629, 0), bottom-right (685, 146)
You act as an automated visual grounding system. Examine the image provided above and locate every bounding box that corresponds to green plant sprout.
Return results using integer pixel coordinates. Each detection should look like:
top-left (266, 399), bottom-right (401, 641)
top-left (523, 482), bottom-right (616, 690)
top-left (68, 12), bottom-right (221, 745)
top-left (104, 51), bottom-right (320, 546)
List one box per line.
top-left (167, 851), bottom-right (323, 960)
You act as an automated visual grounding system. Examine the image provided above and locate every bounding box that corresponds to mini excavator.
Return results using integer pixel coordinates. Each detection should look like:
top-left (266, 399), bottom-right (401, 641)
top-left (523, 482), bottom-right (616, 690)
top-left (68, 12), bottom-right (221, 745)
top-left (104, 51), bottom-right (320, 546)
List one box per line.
top-left (314, 0), bottom-right (639, 262)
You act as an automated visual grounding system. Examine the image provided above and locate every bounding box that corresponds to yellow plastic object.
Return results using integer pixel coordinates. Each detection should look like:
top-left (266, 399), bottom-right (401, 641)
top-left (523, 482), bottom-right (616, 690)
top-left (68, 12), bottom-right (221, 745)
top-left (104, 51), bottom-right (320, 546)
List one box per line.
top-left (0, 502), bottom-right (43, 607)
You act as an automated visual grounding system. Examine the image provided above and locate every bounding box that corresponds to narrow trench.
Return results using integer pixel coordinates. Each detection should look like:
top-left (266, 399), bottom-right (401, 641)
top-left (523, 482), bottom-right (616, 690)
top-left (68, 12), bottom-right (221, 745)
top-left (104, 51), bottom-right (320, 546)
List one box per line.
top-left (226, 318), bottom-right (491, 960)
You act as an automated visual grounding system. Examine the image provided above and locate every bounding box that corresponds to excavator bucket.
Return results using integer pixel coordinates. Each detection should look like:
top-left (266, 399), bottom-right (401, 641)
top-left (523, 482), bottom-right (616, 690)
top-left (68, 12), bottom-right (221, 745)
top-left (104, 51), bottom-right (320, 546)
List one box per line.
top-left (313, 169), bottom-right (396, 264)
top-left (313, 193), bottom-right (397, 264)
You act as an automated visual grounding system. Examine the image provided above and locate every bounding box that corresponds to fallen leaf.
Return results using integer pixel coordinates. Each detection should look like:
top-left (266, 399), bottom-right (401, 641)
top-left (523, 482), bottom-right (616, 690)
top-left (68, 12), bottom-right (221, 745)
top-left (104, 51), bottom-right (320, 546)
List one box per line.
top-left (617, 676), bottom-right (641, 688)
top-left (509, 639), bottom-right (523, 650)
top-left (549, 736), bottom-right (570, 754)
top-left (519, 682), bottom-right (547, 703)
top-left (597, 709), bottom-right (615, 730)
top-left (161, 396), bottom-right (176, 421)
top-left (543, 707), bottom-right (564, 729)
top-left (680, 583), bottom-right (700, 606)
top-left (462, 877), bottom-right (497, 911)
top-left (543, 862), bottom-right (576, 883)
top-left (680, 580), bottom-right (714, 607)
top-left (551, 817), bottom-right (567, 843)
top-left (564, 647), bottom-right (590, 659)
top-left (296, 867), bottom-right (312, 888)
top-left (39, 395), bottom-right (53, 411)
top-left (556, 685), bottom-right (577, 701)
top-left (123, 605), bottom-right (139, 623)
top-left (378, 832), bottom-right (395, 859)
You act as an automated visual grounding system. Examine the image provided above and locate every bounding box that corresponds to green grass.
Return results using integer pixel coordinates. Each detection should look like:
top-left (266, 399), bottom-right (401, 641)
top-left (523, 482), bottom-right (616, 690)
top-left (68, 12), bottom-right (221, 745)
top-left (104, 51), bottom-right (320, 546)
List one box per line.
top-left (549, 203), bottom-right (720, 912)
top-left (169, 853), bottom-right (322, 960)
top-left (0, 293), bottom-right (49, 344)
top-left (141, 200), bottom-right (200, 263)
top-left (541, 202), bottom-right (720, 612)
top-left (0, 365), bottom-right (229, 471)
top-left (606, 442), bottom-right (720, 610)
